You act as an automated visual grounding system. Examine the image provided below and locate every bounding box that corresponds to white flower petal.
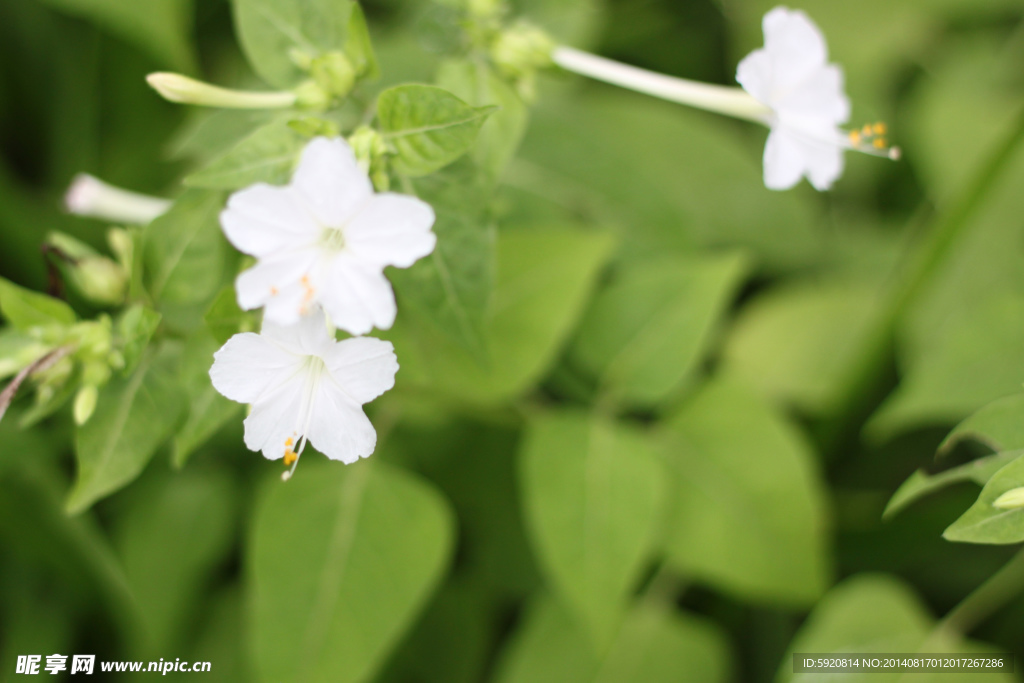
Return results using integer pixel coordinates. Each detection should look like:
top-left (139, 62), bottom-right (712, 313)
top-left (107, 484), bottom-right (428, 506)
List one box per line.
top-left (762, 127), bottom-right (807, 191)
top-left (221, 184), bottom-right (319, 256)
top-left (320, 257), bottom-right (397, 335)
top-left (735, 48), bottom-right (774, 106)
top-left (261, 309), bottom-right (335, 357)
top-left (761, 7), bottom-right (828, 97)
top-left (324, 337), bottom-right (398, 405)
top-left (244, 376), bottom-right (307, 459)
top-left (344, 194), bottom-right (437, 268)
top-left (306, 382), bottom-right (377, 464)
top-left (291, 137), bottom-right (373, 227)
top-left (209, 333), bottom-right (302, 404)
top-left (802, 137), bottom-right (844, 191)
top-left (235, 249), bottom-right (318, 315)
top-left (776, 64), bottom-right (849, 124)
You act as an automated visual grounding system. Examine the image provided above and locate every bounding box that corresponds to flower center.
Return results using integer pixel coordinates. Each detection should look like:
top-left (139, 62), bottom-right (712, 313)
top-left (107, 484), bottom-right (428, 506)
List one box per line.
top-left (319, 227), bottom-right (346, 252)
top-left (281, 355), bottom-right (325, 481)
top-left (846, 121), bottom-right (901, 160)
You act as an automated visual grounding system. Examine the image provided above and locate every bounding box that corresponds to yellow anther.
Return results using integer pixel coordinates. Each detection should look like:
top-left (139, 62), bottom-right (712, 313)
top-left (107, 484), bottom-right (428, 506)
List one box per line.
top-left (873, 137), bottom-right (886, 149)
top-left (285, 437), bottom-right (293, 447)
top-left (283, 449), bottom-right (298, 466)
top-left (861, 124), bottom-right (872, 137)
top-left (848, 130), bottom-right (861, 145)
top-left (270, 286), bottom-right (279, 296)
top-left (872, 122), bottom-right (887, 135)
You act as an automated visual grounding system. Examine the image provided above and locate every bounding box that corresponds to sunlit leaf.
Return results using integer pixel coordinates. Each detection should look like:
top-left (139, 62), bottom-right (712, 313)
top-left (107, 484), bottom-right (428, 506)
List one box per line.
top-left (945, 455), bottom-right (1024, 544)
top-left (884, 451), bottom-right (1021, 520)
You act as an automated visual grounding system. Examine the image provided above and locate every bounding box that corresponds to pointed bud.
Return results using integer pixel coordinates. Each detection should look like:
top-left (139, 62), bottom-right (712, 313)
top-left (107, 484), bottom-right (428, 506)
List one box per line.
top-left (993, 487), bottom-right (1024, 510)
top-left (293, 80), bottom-right (332, 110)
top-left (46, 233), bottom-right (127, 306)
top-left (73, 384), bottom-right (98, 426)
top-left (146, 72), bottom-right (298, 109)
top-left (65, 174), bottom-right (170, 225)
top-left (311, 52), bottom-right (357, 99)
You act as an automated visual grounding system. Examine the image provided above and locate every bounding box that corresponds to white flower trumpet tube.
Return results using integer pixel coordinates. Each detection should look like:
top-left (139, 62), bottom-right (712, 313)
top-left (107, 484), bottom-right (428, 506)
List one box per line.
top-left (64, 174), bottom-right (171, 224)
top-left (220, 137), bottom-right (437, 335)
top-left (209, 309), bottom-right (398, 478)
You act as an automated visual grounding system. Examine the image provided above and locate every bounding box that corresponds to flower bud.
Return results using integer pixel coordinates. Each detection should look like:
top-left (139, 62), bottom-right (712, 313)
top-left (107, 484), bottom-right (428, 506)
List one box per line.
top-left (348, 126), bottom-right (391, 191)
top-left (311, 52), bottom-right (357, 99)
top-left (993, 487), bottom-right (1024, 510)
top-left (147, 72), bottom-right (297, 109)
top-left (293, 80), bottom-right (332, 111)
top-left (65, 174), bottom-right (170, 225)
top-left (287, 117), bottom-right (342, 139)
top-left (107, 228), bottom-right (134, 271)
top-left (73, 384), bottom-right (98, 426)
top-left (46, 233), bottom-right (127, 306)
top-left (490, 21), bottom-right (555, 79)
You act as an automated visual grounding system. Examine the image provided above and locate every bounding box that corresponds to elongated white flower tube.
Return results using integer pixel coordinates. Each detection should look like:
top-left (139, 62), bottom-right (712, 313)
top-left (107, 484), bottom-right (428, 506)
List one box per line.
top-left (146, 73), bottom-right (298, 109)
top-left (552, 6), bottom-right (899, 190)
top-left (220, 137), bottom-right (437, 335)
top-left (64, 174), bottom-right (170, 224)
top-left (209, 309), bottom-right (398, 478)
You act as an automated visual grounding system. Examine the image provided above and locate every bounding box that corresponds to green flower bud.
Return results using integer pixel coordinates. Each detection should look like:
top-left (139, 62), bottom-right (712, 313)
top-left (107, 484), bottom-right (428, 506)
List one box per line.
top-left (993, 487), bottom-right (1024, 510)
top-left (46, 232), bottom-right (128, 305)
top-left (293, 80), bottom-right (331, 111)
top-left (347, 126), bottom-right (391, 191)
top-left (490, 21), bottom-right (555, 79)
top-left (107, 228), bottom-right (134, 271)
top-left (311, 52), bottom-right (357, 99)
top-left (287, 116), bottom-right (342, 139)
top-left (73, 384), bottom-right (98, 426)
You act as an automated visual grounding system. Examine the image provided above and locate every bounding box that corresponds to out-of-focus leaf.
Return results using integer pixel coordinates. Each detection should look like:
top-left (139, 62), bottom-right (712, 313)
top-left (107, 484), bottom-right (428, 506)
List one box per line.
top-left (494, 596), bottom-right (730, 683)
top-left (777, 574), bottom-right (1016, 683)
top-left (249, 460), bottom-right (454, 683)
top-left (0, 328), bottom-right (48, 380)
top-left (184, 118), bottom-right (304, 190)
top-left (344, 3), bottom-right (378, 80)
top-left (884, 451), bottom-right (1022, 520)
top-left (169, 109), bottom-right (277, 165)
top-left (939, 394), bottom-right (1024, 456)
top-left (204, 285), bottom-right (255, 346)
top-left (115, 304), bottom-right (161, 377)
top-left (114, 468), bottom-right (237, 654)
top-left (515, 0), bottom-right (606, 48)
top-left (231, 0), bottom-right (353, 88)
top-left (0, 276), bottom-right (76, 331)
top-left (385, 225), bottom-right (615, 404)
top-left (723, 278), bottom-right (882, 414)
top-left (659, 376), bottom-right (830, 605)
top-left (437, 59), bottom-right (528, 181)
top-left (35, 0), bottom-right (195, 70)
top-left (391, 162), bottom-right (494, 356)
top-left (66, 348), bottom-right (186, 514)
top-left (378, 84), bottom-right (495, 177)
top-left (189, 587), bottom-right (254, 683)
top-left (519, 411), bottom-right (666, 648)
top-left (569, 253), bottom-right (746, 407)
top-left (143, 190), bottom-right (230, 332)
top-left (172, 329), bottom-right (242, 468)
top-left (944, 455), bottom-right (1024, 544)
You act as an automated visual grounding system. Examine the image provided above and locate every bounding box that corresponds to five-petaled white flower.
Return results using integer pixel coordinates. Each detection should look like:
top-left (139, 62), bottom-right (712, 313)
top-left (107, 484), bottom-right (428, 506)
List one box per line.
top-left (209, 308), bottom-right (398, 477)
top-left (736, 7), bottom-right (896, 190)
top-left (220, 137), bottom-right (436, 335)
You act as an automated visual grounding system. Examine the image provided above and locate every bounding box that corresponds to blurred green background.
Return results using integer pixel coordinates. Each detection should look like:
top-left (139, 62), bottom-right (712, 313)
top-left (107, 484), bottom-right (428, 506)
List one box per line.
top-left (3, 0), bottom-right (1024, 681)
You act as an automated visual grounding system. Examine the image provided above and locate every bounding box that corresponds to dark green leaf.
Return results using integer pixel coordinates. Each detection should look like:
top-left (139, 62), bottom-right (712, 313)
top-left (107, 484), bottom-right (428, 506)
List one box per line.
top-left (939, 394), bottom-right (1024, 456)
top-left (883, 451), bottom-right (1022, 520)
top-left (0, 276), bottom-right (76, 331)
top-left (945, 454), bottom-right (1024, 544)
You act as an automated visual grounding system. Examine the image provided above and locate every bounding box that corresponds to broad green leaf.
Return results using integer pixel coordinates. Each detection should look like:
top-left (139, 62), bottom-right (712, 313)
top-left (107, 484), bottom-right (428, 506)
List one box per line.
top-left (378, 84), bottom-right (495, 177)
top-left (0, 276), bottom-right (76, 331)
top-left (231, 0), bottom-right (353, 88)
top-left (384, 225), bottom-right (615, 404)
top-left (35, 0), bottom-right (195, 70)
top-left (250, 460), bottom-right (454, 683)
top-left (189, 588), bottom-right (254, 683)
top-left (659, 376), bottom-right (830, 605)
top-left (883, 451), bottom-right (1022, 520)
top-left (114, 469), bottom-right (237, 654)
top-left (495, 596), bottom-right (730, 683)
top-left (390, 162), bottom-right (494, 356)
top-left (515, 93), bottom-right (820, 271)
top-left (945, 455), bottom-right (1024, 544)
top-left (344, 3), bottom-right (378, 80)
top-left (184, 118), bottom-right (305, 190)
top-left (939, 394), bottom-right (1024, 456)
top-left (519, 411), bottom-right (666, 647)
top-left (723, 279), bottom-right (883, 414)
top-left (0, 328), bottom-right (48, 379)
top-left (66, 348), bottom-right (186, 514)
top-left (143, 190), bottom-right (230, 332)
top-left (169, 109), bottom-right (277, 165)
top-left (777, 574), bottom-right (1015, 683)
top-left (204, 285), bottom-right (256, 346)
top-left (172, 329), bottom-right (243, 468)
top-left (436, 59), bottom-right (528, 180)
top-left (115, 304), bottom-right (161, 376)
top-left (569, 253), bottom-right (747, 407)
top-left (516, 0), bottom-right (606, 47)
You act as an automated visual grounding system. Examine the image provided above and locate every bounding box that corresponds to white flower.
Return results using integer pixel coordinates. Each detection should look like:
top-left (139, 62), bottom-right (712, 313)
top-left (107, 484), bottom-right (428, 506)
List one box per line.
top-left (736, 7), bottom-right (896, 190)
top-left (209, 308), bottom-right (398, 477)
top-left (220, 137), bottom-right (436, 335)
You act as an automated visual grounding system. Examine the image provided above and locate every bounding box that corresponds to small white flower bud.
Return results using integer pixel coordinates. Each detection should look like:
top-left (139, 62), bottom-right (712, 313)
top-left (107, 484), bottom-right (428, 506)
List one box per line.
top-left (146, 72), bottom-right (298, 109)
top-left (65, 174), bottom-right (170, 225)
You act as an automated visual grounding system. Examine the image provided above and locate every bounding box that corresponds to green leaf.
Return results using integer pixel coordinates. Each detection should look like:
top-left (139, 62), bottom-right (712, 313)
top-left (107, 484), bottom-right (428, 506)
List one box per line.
top-left (172, 329), bottom-right (243, 468)
top-left (35, 0), bottom-right (195, 70)
top-left (883, 451), bottom-right (1022, 520)
top-left (114, 468), bottom-right (237, 654)
top-left (0, 328), bottom-right (49, 379)
top-left (519, 411), bottom-right (666, 648)
top-left (939, 394), bottom-right (1024, 456)
top-left (66, 348), bottom-right (186, 514)
top-left (184, 118), bottom-right (305, 190)
top-left (115, 304), bottom-right (162, 377)
top-left (777, 574), bottom-right (1015, 683)
top-left (659, 376), bottom-right (830, 605)
top-left (944, 454), bottom-right (1024, 544)
top-left (436, 59), bottom-right (528, 180)
top-left (249, 460), bottom-right (454, 683)
top-left (384, 225), bottom-right (615, 404)
top-left (495, 596), bottom-right (730, 683)
top-left (723, 279), bottom-right (883, 415)
top-left (344, 3), bottom-right (378, 80)
top-left (231, 0), bottom-right (353, 88)
top-left (0, 276), bottom-right (76, 331)
top-left (378, 85), bottom-right (495, 177)
top-left (390, 162), bottom-right (494, 356)
top-left (143, 190), bottom-right (230, 332)
top-left (569, 253), bottom-right (747, 407)
top-left (204, 286), bottom-right (256, 346)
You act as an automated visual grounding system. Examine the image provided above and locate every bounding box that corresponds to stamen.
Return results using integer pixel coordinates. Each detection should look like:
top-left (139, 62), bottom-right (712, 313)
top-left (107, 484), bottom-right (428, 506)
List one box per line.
top-left (844, 121), bottom-right (899, 161)
top-left (270, 286), bottom-right (279, 296)
top-left (280, 358), bottom-right (323, 482)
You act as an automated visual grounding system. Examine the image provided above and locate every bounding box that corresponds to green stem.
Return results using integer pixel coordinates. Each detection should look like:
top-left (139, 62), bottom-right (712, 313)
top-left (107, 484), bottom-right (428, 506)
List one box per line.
top-left (935, 546), bottom-right (1024, 638)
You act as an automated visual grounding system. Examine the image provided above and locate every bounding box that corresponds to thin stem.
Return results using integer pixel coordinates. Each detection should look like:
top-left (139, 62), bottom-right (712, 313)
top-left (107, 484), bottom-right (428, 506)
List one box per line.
top-left (551, 46), bottom-right (771, 123)
top-left (935, 547), bottom-right (1024, 638)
